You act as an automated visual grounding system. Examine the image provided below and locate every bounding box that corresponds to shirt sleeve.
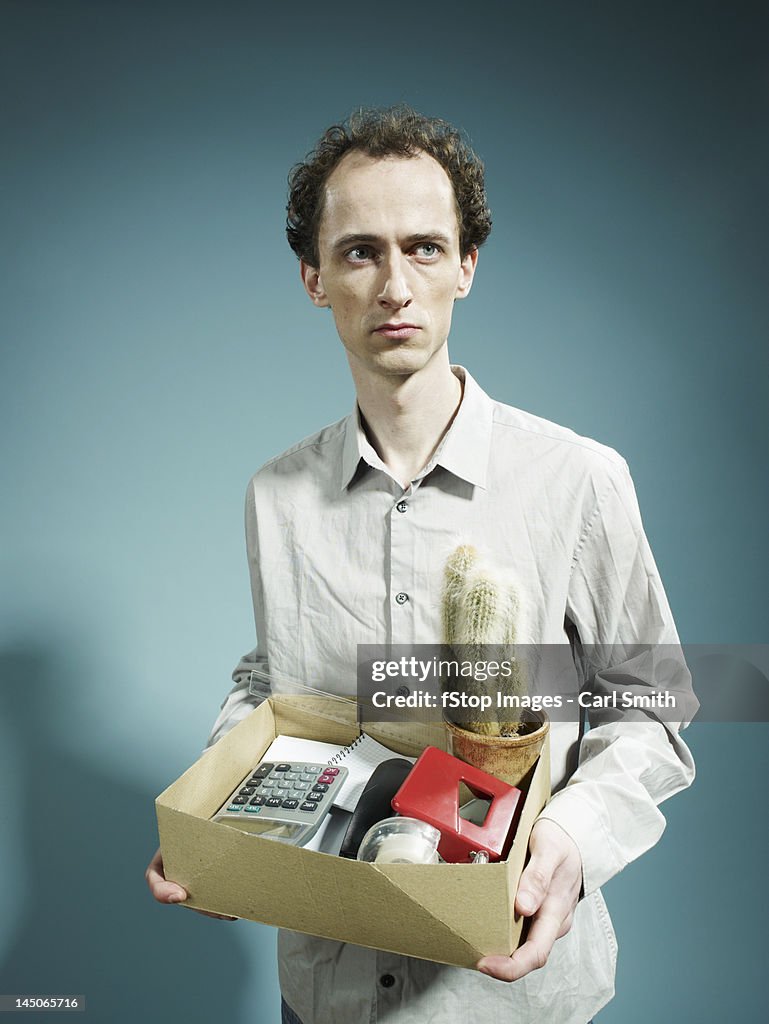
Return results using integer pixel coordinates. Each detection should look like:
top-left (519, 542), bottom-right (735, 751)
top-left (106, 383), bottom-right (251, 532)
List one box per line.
top-left (205, 646), bottom-right (270, 748)
top-left (205, 478), bottom-right (271, 748)
top-left (537, 457), bottom-right (697, 895)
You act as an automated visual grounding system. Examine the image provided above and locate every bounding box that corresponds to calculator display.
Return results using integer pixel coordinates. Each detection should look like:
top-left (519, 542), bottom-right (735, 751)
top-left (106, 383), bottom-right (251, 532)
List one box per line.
top-left (212, 760), bottom-right (348, 847)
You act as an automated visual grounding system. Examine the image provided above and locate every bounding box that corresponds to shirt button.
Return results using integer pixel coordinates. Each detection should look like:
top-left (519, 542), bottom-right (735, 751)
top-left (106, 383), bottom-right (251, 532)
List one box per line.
top-left (395, 592), bottom-right (409, 605)
top-left (396, 500), bottom-right (408, 513)
top-left (379, 974), bottom-right (396, 988)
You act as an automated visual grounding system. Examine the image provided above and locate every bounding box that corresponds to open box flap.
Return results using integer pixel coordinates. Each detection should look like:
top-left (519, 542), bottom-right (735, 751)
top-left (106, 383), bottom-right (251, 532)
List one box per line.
top-left (252, 667), bottom-right (451, 756)
top-left (157, 701), bottom-right (278, 818)
top-left (250, 668), bottom-right (360, 730)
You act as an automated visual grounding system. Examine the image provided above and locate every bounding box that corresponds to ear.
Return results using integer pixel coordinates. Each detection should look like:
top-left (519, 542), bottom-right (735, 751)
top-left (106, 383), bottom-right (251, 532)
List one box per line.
top-left (455, 246), bottom-right (479, 300)
top-left (300, 259), bottom-right (330, 308)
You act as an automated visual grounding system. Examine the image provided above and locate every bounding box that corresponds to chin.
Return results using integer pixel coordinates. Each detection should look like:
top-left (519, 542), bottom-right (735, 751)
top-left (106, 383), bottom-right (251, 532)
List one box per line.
top-left (366, 341), bottom-right (445, 375)
top-left (371, 352), bottom-right (434, 377)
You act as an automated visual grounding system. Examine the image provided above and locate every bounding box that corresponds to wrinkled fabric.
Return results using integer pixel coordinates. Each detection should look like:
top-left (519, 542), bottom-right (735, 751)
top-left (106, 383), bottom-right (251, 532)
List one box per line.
top-left (208, 366), bottom-right (695, 1024)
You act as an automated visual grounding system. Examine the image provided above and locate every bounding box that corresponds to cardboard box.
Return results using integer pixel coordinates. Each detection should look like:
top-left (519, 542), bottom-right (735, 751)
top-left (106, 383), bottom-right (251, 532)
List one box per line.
top-left (156, 694), bottom-right (551, 969)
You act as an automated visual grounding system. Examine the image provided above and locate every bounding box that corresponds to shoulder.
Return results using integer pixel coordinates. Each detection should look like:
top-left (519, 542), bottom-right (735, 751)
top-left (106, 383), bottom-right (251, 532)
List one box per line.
top-left (246, 415), bottom-right (349, 497)
top-left (260, 416), bottom-right (348, 471)
top-left (490, 397), bottom-right (629, 480)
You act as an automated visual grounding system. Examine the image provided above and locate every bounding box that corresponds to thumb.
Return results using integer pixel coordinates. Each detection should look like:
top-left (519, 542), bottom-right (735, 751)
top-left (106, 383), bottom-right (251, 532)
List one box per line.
top-left (515, 829), bottom-right (560, 917)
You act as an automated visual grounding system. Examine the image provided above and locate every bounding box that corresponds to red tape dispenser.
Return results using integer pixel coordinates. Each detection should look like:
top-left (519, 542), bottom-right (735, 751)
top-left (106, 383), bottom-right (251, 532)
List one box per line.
top-left (391, 746), bottom-right (523, 863)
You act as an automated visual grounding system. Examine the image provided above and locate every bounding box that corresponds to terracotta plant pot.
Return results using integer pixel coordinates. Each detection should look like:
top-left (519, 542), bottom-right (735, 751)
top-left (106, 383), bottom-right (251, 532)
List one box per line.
top-left (444, 711), bottom-right (549, 788)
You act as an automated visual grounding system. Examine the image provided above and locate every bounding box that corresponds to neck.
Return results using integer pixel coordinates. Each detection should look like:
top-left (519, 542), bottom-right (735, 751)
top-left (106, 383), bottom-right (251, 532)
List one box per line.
top-left (350, 351), bottom-right (463, 487)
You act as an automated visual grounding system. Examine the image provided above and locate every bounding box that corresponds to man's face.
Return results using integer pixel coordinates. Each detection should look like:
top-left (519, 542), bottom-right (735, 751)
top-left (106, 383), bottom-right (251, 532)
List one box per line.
top-left (301, 150), bottom-right (477, 380)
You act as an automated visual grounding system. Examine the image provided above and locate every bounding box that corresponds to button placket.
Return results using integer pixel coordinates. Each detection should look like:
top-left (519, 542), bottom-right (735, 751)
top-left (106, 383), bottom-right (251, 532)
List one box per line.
top-left (389, 488), bottom-right (417, 643)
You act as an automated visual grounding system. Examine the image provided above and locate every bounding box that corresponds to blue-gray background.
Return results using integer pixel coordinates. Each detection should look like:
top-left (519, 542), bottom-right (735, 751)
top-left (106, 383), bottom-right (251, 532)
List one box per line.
top-left (1, 1), bottom-right (767, 1020)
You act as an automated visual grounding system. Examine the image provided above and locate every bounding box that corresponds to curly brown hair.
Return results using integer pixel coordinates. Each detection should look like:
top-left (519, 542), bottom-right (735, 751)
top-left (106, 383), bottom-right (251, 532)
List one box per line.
top-left (286, 105), bottom-right (492, 267)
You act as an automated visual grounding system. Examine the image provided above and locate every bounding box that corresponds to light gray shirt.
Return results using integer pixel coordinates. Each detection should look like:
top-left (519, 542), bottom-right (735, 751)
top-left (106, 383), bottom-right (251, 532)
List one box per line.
top-left (208, 366), bottom-right (695, 1024)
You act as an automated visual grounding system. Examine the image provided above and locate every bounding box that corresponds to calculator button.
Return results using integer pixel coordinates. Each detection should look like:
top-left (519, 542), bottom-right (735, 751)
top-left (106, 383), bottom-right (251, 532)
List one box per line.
top-left (232, 796), bottom-right (248, 805)
top-left (227, 804), bottom-right (243, 812)
top-left (312, 783), bottom-right (329, 793)
top-left (248, 777), bottom-right (263, 787)
top-left (285, 772), bottom-right (300, 780)
top-left (305, 766), bottom-right (321, 774)
top-left (239, 786), bottom-right (256, 796)
top-left (300, 774), bottom-right (315, 782)
top-left (293, 781), bottom-right (309, 791)
top-left (249, 795), bottom-right (266, 806)
top-left (306, 792), bottom-right (323, 803)
top-left (324, 767), bottom-right (340, 776)
top-left (278, 780), bottom-right (293, 789)
top-left (318, 776), bottom-right (334, 786)
top-left (253, 764), bottom-right (273, 778)
top-left (275, 764), bottom-right (291, 772)
top-left (281, 798), bottom-right (299, 809)
top-left (266, 797), bottom-right (283, 807)
top-left (300, 802), bottom-right (318, 812)
top-left (244, 805), bottom-right (262, 813)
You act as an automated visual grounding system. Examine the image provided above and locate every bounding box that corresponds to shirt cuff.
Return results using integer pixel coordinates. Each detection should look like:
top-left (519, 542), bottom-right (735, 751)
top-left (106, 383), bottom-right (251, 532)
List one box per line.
top-left (536, 785), bottom-right (655, 896)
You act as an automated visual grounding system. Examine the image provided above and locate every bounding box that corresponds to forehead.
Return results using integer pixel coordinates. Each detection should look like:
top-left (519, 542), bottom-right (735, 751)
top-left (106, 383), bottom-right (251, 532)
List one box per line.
top-left (319, 150), bottom-right (459, 244)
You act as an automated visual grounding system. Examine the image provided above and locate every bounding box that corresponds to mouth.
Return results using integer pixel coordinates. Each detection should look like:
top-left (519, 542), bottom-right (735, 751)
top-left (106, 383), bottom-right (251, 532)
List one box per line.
top-left (373, 322), bottom-right (421, 341)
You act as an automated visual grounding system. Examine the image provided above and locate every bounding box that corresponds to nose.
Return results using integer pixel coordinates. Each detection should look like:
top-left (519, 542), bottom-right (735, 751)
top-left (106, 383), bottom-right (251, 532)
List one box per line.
top-left (377, 253), bottom-right (413, 310)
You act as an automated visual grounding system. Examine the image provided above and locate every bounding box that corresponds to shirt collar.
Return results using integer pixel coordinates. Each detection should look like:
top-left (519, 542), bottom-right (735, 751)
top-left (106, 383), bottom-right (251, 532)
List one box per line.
top-left (339, 365), bottom-right (493, 491)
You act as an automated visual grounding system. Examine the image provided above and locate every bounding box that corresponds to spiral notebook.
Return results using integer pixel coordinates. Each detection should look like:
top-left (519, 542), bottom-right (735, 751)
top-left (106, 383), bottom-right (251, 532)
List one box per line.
top-left (263, 732), bottom-right (415, 813)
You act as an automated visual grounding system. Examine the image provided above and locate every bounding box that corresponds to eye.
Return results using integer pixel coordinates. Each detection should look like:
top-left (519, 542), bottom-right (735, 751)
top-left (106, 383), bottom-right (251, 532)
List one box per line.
top-left (345, 246), bottom-right (375, 263)
top-left (413, 242), bottom-right (442, 260)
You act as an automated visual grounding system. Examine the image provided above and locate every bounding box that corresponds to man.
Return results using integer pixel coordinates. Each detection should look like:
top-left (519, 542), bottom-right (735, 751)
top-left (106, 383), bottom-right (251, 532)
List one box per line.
top-left (147, 106), bottom-right (695, 1023)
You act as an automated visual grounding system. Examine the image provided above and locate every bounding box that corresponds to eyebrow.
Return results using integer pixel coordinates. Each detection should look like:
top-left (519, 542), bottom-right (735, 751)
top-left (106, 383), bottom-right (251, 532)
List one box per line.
top-left (331, 232), bottom-right (454, 252)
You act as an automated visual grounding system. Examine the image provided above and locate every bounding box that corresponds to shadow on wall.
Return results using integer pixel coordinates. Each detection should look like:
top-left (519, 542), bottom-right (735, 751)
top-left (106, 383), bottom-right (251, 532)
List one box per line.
top-left (0, 646), bottom-right (247, 1021)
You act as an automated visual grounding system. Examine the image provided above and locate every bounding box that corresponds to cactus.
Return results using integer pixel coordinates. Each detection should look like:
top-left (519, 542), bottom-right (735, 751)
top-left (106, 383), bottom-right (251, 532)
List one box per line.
top-left (442, 544), bottom-right (478, 647)
top-left (442, 545), bottom-right (527, 736)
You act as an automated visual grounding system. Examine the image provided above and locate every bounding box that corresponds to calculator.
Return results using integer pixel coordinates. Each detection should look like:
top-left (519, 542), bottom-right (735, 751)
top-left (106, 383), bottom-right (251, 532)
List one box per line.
top-left (212, 760), bottom-right (349, 846)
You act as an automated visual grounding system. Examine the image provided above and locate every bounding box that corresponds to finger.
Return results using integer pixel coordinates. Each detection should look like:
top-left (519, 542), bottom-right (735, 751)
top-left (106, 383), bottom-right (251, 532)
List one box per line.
top-left (515, 821), bottom-right (573, 916)
top-left (513, 906), bottom-right (564, 974)
top-left (147, 873), bottom-right (188, 904)
top-left (478, 906), bottom-right (563, 982)
top-left (145, 849), bottom-right (188, 904)
top-left (145, 849), bottom-right (236, 918)
top-left (557, 910), bottom-right (574, 939)
top-left (516, 855), bottom-right (558, 917)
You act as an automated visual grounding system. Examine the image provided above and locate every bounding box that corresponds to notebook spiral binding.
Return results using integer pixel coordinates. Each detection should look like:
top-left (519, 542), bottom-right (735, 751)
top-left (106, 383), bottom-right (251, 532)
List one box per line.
top-left (326, 734), bottom-right (366, 766)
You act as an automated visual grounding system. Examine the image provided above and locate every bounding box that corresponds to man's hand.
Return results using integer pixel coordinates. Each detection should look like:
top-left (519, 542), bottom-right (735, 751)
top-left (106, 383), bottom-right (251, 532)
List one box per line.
top-left (144, 847), bottom-right (237, 921)
top-left (477, 818), bottom-right (582, 982)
